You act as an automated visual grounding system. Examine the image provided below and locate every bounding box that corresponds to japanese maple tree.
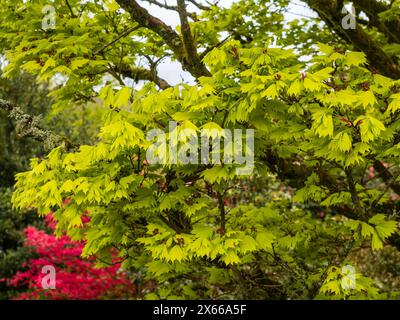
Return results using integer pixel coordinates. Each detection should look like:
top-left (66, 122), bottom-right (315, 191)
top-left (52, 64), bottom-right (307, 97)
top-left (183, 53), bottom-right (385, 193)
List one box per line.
top-left (1, 0), bottom-right (400, 300)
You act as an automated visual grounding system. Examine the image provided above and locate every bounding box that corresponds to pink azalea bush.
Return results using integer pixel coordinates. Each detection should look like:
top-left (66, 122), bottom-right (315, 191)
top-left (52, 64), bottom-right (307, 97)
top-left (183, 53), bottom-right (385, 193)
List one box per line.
top-left (7, 215), bottom-right (136, 300)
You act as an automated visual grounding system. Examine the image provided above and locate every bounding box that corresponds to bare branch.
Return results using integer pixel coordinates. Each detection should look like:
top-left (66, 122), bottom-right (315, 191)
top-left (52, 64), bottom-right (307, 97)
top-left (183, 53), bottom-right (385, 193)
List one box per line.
top-left (94, 25), bottom-right (141, 56)
top-left (187, 0), bottom-right (210, 11)
top-left (199, 35), bottom-right (231, 59)
top-left (145, 0), bottom-right (178, 10)
top-left (65, 0), bottom-right (77, 18)
top-left (143, 0), bottom-right (198, 20)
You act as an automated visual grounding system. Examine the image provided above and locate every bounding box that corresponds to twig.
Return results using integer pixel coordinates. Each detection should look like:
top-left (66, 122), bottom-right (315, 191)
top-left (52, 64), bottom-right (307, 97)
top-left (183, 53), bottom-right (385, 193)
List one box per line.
top-left (94, 25), bottom-right (141, 56)
top-left (65, 0), bottom-right (77, 18)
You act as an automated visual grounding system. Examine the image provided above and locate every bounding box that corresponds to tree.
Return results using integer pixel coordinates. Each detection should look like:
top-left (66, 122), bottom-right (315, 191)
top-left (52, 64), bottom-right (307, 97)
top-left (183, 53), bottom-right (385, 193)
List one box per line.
top-left (0, 70), bottom-right (53, 299)
top-left (2, 0), bottom-right (400, 299)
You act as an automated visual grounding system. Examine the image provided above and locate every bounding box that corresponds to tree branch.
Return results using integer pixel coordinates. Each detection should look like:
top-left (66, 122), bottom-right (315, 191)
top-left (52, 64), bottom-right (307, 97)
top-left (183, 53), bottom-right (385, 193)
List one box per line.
top-left (94, 25), bottom-right (141, 56)
top-left (187, 0), bottom-right (211, 11)
top-left (177, 0), bottom-right (204, 69)
top-left (116, 0), bottom-right (183, 54)
top-left (353, 0), bottom-right (400, 43)
top-left (118, 65), bottom-right (171, 89)
top-left (304, 0), bottom-right (400, 79)
top-left (65, 0), bottom-right (77, 18)
top-left (373, 160), bottom-right (400, 196)
top-left (0, 99), bottom-right (73, 150)
top-left (143, 0), bottom-right (198, 20)
top-left (115, 0), bottom-right (210, 78)
top-left (145, 0), bottom-right (179, 10)
top-left (216, 191), bottom-right (226, 234)
top-left (345, 168), bottom-right (366, 218)
top-left (200, 35), bottom-right (231, 60)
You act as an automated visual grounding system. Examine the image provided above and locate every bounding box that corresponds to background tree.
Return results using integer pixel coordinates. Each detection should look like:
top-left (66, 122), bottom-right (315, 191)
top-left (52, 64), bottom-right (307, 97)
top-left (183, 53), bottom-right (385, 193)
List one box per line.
top-left (0, 69), bottom-right (103, 298)
top-left (0, 71), bottom-right (52, 299)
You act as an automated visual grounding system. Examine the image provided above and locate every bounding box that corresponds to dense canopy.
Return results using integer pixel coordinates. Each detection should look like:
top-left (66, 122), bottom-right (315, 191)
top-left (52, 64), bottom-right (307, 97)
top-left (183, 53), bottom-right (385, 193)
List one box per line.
top-left (1, 0), bottom-right (400, 300)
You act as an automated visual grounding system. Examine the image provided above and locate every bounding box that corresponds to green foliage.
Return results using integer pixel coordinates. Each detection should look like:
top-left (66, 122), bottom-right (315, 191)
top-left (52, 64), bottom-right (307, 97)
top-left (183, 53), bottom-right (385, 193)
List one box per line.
top-left (9, 42), bottom-right (399, 298)
top-left (2, 0), bottom-right (400, 300)
top-left (0, 188), bottom-right (45, 299)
